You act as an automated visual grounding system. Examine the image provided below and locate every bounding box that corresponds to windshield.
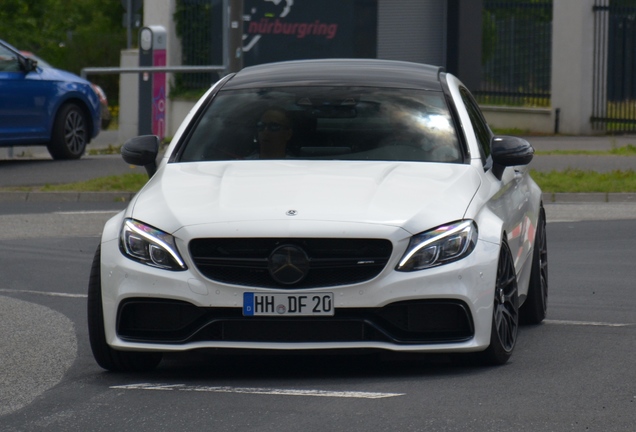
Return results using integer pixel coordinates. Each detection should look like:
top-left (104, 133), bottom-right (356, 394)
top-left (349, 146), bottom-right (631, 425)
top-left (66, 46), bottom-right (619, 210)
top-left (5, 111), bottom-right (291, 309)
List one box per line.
top-left (0, 44), bottom-right (20, 72)
top-left (177, 86), bottom-right (462, 163)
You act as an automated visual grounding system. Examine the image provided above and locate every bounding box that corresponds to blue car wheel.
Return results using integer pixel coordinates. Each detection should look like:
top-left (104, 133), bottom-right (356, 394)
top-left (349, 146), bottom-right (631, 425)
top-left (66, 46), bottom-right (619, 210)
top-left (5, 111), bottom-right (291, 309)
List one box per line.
top-left (47, 102), bottom-right (88, 160)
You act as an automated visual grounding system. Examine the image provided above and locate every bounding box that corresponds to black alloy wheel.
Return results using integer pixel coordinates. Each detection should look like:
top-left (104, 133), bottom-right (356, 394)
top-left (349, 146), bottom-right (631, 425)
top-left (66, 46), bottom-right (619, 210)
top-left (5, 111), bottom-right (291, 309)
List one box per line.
top-left (520, 205), bottom-right (548, 325)
top-left (477, 240), bottom-right (519, 365)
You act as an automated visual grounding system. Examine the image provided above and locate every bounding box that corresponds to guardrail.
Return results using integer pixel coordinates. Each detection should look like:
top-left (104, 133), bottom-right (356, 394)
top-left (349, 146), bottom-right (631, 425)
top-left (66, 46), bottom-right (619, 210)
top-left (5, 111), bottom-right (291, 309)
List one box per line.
top-left (80, 65), bottom-right (226, 80)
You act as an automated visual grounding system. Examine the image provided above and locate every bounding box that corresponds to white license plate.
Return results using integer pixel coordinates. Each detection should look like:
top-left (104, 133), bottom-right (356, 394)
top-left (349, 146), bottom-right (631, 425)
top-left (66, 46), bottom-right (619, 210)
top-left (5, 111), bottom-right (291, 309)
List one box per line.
top-left (243, 292), bottom-right (334, 316)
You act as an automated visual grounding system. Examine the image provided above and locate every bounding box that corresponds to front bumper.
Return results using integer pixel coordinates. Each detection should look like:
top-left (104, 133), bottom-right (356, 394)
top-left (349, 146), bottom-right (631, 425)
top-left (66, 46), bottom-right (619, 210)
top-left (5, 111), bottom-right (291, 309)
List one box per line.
top-left (99, 230), bottom-right (500, 354)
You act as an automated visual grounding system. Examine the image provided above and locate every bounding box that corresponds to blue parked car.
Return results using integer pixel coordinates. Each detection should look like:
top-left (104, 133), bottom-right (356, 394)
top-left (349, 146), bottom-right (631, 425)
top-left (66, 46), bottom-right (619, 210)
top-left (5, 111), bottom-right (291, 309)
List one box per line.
top-left (0, 39), bottom-right (101, 159)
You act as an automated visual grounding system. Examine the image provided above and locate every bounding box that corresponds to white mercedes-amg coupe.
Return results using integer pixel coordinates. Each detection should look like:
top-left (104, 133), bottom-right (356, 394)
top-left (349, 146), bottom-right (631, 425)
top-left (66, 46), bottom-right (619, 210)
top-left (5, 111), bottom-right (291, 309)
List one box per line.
top-left (88, 59), bottom-right (548, 371)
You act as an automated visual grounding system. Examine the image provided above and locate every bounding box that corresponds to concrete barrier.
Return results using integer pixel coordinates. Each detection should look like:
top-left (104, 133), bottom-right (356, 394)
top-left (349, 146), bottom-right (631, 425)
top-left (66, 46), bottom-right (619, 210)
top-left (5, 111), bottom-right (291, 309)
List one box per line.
top-left (481, 106), bottom-right (553, 134)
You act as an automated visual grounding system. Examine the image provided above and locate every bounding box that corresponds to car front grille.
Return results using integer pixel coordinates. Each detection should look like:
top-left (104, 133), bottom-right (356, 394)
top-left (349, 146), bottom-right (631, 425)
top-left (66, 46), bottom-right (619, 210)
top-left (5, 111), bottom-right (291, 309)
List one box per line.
top-left (116, 298), bottom-right (475, 345)
top-left (189, 238), bottom-right (393, 288)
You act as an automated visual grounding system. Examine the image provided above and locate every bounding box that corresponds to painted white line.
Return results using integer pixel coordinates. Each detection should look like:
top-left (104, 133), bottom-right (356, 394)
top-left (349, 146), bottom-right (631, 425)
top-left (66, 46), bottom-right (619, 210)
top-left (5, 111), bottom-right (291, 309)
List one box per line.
top-left (111, 383), bottom-right (404, 399)
top-left (545, 319), bottom-right (633, 328)
top-left (546, 220), bottom-right (583, 224)
top-left (54, 210), bottom-right (119, 215)
top-left (0, 288), bottom-right (87, 298)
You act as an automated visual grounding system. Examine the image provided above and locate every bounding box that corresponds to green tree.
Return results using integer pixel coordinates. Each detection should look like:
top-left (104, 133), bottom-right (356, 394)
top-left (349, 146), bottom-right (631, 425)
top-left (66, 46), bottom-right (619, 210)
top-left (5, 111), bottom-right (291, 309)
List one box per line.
top-left (0, 0), bottom-right (135, 105)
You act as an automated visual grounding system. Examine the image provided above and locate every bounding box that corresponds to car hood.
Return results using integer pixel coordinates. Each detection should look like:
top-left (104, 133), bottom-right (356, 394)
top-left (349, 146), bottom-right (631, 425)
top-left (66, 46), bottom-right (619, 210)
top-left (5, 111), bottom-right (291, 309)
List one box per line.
top-left (130, 161), bottom-right (481, 236)
top-left (38, 66), bottom-right (89, 84)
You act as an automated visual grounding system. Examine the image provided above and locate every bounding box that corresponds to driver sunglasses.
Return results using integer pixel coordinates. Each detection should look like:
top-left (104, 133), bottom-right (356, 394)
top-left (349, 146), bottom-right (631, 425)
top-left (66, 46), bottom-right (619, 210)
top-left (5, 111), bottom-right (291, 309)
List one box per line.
top-left (256, 121), bottom-right (290, 132)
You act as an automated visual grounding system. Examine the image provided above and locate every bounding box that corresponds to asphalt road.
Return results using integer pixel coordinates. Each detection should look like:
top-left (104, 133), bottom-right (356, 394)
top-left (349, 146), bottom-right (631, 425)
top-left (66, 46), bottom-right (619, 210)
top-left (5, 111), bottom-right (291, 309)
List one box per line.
top-left (0, 133), bottom-right (635, 430)
top-left (0, 205), bottom-right (635, 431)
top-left (0, 130), bottom-right (142, 188)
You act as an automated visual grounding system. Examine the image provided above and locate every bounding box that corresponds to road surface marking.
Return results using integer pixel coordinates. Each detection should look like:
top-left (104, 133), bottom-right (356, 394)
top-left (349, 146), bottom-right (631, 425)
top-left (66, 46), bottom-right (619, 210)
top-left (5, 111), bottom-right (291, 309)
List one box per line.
top-left (111, 383), bottom-right (404, 399)
top-left (0, 288), bottom-right (87, 298)
top-left (54, 210), bottom-right (119, 215)
top-left (545, 319), bottom-right (632, 327)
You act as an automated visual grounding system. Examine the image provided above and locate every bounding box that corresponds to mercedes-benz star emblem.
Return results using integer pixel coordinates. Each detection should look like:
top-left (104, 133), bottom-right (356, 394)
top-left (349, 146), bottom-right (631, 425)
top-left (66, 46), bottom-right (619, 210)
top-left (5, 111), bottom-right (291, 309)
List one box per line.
top-left (268, 244), bottom-right (310, 285)
top-left (286, 210), bottom-right (298, 216)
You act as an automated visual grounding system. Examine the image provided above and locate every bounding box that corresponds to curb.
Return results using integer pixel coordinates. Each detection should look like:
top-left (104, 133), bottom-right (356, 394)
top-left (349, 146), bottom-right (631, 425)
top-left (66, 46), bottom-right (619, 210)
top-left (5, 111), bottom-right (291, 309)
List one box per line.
top-left (2, 191), bottom-right (636, 204)
top-left (542, 192), bottom-right (636, 203)
top-left (0, 191), bottom-right (136, 203)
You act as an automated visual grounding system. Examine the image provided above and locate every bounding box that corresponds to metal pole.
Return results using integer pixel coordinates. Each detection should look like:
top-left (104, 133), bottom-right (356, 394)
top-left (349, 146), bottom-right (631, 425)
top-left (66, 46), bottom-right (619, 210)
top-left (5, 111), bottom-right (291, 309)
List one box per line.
top-left (223, 0), bottom-right (229, 73)
top-left (127, 0), bottom-right (132, 49)
top-left (81, 65), bottom-right (226, 80)
top-left (227, 0), bottom-right (243, 73)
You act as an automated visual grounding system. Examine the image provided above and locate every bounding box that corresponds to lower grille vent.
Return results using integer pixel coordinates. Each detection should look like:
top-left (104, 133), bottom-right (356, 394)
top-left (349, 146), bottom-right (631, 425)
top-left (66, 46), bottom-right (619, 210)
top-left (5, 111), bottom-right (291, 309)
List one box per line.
top-left (117, 299), bottom-right (474, 345)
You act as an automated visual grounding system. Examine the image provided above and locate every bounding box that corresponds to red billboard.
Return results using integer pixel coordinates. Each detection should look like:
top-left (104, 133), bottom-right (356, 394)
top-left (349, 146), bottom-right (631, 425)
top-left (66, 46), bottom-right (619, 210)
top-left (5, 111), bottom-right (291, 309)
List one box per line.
top-left (242, 0), bottom-right (377, 65)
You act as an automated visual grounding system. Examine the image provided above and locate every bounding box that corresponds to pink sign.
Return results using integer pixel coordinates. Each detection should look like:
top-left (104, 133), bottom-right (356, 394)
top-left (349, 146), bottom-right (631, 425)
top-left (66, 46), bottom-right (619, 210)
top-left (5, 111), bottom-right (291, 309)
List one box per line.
top-left (152, 49), bottom-right (166, 141)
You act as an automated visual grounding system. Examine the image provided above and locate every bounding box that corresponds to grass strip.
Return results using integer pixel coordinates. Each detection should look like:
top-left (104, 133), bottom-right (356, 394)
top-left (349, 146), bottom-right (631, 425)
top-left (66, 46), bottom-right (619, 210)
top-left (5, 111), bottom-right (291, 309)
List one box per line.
top-left (530, 169), bottom-right (636, 193)
top-left (34, 173), bottom-right (149, 193)
top-left (534, 144), bottom-right (636, 156)
top-left (0, 173), bottom-right (148, 192)
top-left (1, 169), bottom-right (635, 194)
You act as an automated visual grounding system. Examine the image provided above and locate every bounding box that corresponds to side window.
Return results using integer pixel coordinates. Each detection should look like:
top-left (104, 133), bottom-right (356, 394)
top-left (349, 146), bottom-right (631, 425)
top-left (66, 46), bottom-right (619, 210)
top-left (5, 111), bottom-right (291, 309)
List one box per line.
top-left (0, 45), bottom-right (20, 72)
top-left (459, 87), bottom-right (492, 166)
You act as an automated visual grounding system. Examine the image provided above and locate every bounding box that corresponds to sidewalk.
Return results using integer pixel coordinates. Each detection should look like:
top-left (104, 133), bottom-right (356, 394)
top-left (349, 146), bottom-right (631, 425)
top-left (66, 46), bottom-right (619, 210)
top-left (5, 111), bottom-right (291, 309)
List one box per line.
top-left (0, 129), bottom-right (121, 160)
top-left (526, 134), bottom-right (636, 173)
top-left (523, 134), bottom-right (636, 151)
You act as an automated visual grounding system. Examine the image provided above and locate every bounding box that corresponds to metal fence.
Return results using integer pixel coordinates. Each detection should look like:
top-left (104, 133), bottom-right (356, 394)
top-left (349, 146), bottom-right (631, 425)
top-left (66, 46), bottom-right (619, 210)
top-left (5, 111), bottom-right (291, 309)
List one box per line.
top-left (174, 0), bottom-right (225, 93)
top-left (592, 0), bottom-right (636, 132)
top-left (475, 0), bottom-right (552, 108)
top-left (172, 1), bottom-right (557, 108)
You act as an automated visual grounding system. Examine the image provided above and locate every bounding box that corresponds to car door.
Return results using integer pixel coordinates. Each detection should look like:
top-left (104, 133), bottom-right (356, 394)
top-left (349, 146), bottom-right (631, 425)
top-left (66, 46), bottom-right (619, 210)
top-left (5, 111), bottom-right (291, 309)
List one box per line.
top-left (0, 43), bottom-right (51, 144)
top-left (459, 87), bottom-right (532, 270)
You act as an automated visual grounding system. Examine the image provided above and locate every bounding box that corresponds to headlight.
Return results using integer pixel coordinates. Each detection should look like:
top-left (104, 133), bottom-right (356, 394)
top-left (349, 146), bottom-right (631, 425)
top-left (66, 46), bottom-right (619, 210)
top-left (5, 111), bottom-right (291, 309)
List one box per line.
top-left (396, 220), bottom-right (477, 272)
top-left (120, 219), bottom-right (187, 271)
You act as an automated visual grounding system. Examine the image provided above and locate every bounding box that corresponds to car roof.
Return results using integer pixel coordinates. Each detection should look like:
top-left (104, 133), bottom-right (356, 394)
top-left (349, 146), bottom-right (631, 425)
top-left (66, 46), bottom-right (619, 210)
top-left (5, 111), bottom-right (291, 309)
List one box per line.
top-left (222, 59), bottom-right (445, 91)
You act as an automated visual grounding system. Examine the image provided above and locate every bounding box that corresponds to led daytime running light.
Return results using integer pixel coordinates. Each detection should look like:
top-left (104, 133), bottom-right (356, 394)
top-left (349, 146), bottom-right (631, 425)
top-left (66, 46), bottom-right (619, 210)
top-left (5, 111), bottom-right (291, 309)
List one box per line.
top-left (397, 220), bottom-right (475, 270)
top-left (123, 219), bottom-right (185, 268)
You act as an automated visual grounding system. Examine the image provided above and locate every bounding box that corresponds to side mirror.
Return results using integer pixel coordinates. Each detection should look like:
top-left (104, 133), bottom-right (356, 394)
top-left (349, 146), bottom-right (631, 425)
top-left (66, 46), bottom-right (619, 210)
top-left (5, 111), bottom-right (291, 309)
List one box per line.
top-left (121, 135), bottom-right (160, 178)
top-left (18, 56), bottom-right (37, 73)
top-left (490, 136), bottom-right (534, 180)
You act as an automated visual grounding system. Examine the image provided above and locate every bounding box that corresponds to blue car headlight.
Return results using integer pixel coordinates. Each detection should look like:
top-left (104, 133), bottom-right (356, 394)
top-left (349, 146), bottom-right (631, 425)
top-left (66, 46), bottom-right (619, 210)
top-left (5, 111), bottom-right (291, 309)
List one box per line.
top-left (120, 219), bottom-right (187, 271)
top-left (397, 220), bottom-right (478, 272)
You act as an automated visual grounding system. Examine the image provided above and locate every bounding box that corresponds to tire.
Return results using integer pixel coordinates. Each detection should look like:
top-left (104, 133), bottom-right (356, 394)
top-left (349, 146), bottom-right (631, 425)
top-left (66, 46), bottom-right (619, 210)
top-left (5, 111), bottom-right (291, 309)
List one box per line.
top-left (87, 246), bottom-right (163, 372)
top-left (475, 240), bottom-right (519, 366)
top-left (520, 205), bottom-right (548, 325)
top-left (47, 103), bottom-right (88, 160)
